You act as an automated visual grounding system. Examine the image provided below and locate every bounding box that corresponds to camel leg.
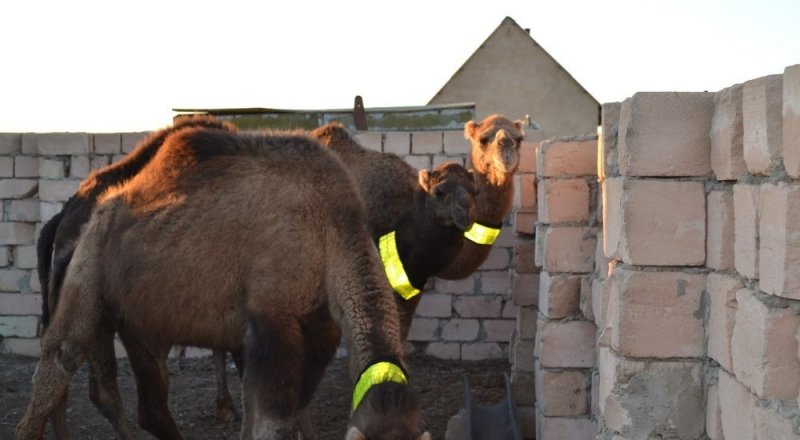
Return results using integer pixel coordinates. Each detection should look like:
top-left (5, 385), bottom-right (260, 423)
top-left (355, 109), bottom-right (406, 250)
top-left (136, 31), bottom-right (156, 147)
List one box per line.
top-left (213, 350), bottom-right (238, 422)
top-left (118, 331), bottom-right (183, 440)
top-left (87, 323), bottom-right (136, 440)
top-left (240, 315), bottom-right (304, 440)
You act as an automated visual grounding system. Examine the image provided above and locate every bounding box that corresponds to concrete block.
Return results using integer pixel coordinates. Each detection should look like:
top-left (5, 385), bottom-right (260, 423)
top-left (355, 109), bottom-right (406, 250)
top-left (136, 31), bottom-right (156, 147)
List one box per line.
top-left (90, 156), bottom-right (111, 171)
top-left (604, 177), bottom-right (705, 266)
top-left (453, 295), bottom-right (503, 318)
top-left (0, 337), bottom-right (40, 357)
top-left (40, 202), bottom-right (62, 223)
top-left (0, 315), bottom-right (38, 337)
top-left (29, 269), bottom-right (40, 293)
top-left (515, 306), bottom-right (537, 340)
top-left (0, 247), bottom-right (10, 267)
top-left (759, 182), bottom-right (800, 299)
top-left (711, 84), bottom-right (746, 180)
top-left (579, 276), bottom-right (593, 322)
top-left (0, 222), bottom-right (35, 245)
top-left (516, 405), bottom-right (536, 439)
top-left (784, 64), bottom-right (800, 178)
top-left (514, 174), bottom-right (536, 210)
top-left (70, 155), bottom-right (91, 179)
top-left (706, 272), bottom-right (743, 371)
top-left (538, 272), bottom-right (580, 319)
top-left (510, 370), bottom-right (535, 406)
top-left (537, 178), bottom-right (590, 224)
top-left (480, 270), bottom-right (510, 295)
top-left (38, 179), bottom-right (79, 202)
top-left (538, 226), bottom-right (597, 273)
top-left (415, 294), bottom-right (452, 317)
top-left (121, 132), bottom-right (148, 154)
top-left (20, 134), bottom-right (36, 155)
top-left (753, 403), bottom-right (799, 440)
top-left (537, 137), bottom-right (597, 178)
top-left (383, 132), bottom-right (410, 155)
top-left (14, 156), bottom-right (38, 178)
top-left (441, 319), bottom-right (480, 341)
top-left (352, 131), bottom-right (382, 153)
top-left (406, 318), bottom-right (438, 341)
top-left (536, 320), bottom-right (595, 368)
top-left (411, 132), bottom-right (442, 155)
top-left (483, 319), bottom-right (515, 342)
top-left (518, 141), bottom-right (537, 173)
top-left (0, 133), bottom-right (21, 155)
top-left (14, 245), bottom-right (37, 269)
top-left (0, 157), bottom-right (12, 178)
top-left (39, 158), bottom-right (67, 179)
top-left (610, 267), bottom-right (705, 358)
top-left (461, 342), bottom-right (504, 360)
top-left (432, 155), bottom-right (464, 169)
top-left (707, 189), bottom-right (736, 271)
top-left (706, 381), bottom-right (724, 440)
top-left (8, 200), bottom-right (40, 222)
top-left (592, 278), bottom-right (610, 331)
top-left (734, 183), bottom-right (761, 279)
top-left (424, 342), bottom-right (460, 360)
top-left (0, 179), bottom-right (38, 199)
top-left (443, 131), bottom-right (470, 156)
top-left (434, 276), bottom-right (476, 295)
top-left (404, 155), bottom-right (430, 171)
top-left (37, 133), bottom-right (90, 155)
top-left (514, 240), bottom-right (536, 274)
top-left (515, 209), bottom-right (537, 235)
top-left (536, 415), bottom-right (595, 440)
top-left (512, 272), bottom-right (539, 307)
top-left (718, 369), bottom-right (756, 440)
top-left (511, 338), bottom-right (535, 372)
top-left (0, 292), bottom-right (41, 315)
top-left (732, 289), bottom-right (800, 400)
top-left (618, 92), bottom-right (714, 177)
top-left (93, 133), bottom-right (122, 154)
top-left (0, 268), bottom-right (30, 292)
top-left (501, 300), bottom-right (517, 319)
top-left (601, 102), bottom-right (622, 178)
top-left (743, 74), bottom-right (783, 175)
top-left (535, 364), bottom-right (589, 416)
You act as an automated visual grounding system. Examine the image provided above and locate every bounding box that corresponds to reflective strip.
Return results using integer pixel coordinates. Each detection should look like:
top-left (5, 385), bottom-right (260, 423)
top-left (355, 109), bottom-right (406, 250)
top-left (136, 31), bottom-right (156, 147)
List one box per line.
top-left (464, 222), bottom-right (501, 245)
top-left (378, 231), bottom-right (421, 300)
top-left (352, 361), bottom-right (408, 413)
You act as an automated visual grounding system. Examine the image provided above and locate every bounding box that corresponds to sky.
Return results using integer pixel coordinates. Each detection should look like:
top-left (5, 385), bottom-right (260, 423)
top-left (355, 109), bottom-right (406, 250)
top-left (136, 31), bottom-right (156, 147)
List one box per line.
top-left (1, 0), bottom-right (798, 133)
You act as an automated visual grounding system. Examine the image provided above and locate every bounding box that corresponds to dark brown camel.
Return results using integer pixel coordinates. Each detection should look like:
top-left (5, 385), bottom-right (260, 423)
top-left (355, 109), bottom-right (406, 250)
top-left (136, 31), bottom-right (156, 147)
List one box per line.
top-left (18, 126), bottom-right (429, 440)
top-left (36, 115), bottom-right (242, 438)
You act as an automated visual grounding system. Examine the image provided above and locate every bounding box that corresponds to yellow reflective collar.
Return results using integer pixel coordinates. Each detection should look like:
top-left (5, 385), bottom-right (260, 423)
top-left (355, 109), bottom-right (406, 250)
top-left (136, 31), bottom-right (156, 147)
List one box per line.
top-left (352, 361), bottom-right (408, 413)
top-left (378, 231), bottom-right (421, 300)
top-left (464, 222), bottom-right (501, 245)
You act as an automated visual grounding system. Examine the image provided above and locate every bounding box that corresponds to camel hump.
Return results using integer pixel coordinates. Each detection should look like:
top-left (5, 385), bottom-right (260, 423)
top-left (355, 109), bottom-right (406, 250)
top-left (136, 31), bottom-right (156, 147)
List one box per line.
top-left (311, 122), bottom-right (365, 152)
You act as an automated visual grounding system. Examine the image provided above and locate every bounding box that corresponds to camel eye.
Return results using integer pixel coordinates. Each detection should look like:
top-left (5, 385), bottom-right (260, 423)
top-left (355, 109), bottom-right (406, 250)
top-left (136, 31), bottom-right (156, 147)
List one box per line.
top-left (433, 187), bottom-right (446, 198)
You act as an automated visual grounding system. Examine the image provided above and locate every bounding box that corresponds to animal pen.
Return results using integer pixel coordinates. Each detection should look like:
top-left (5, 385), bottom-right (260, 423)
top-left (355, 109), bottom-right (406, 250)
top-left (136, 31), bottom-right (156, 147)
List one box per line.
top-left (2, 63), bottom-right (800, 439)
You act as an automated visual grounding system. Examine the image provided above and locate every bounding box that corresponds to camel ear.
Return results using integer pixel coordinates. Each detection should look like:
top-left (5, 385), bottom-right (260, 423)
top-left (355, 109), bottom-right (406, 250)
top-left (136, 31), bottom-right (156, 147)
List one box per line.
top-left (513, 120), bottom-right (526, 138)
top-left (419, 432), bottom-right (432, 440)
top-left (346, 426), bottom-right (366, 440)
top-left (464, 120), bottom-right (478, 140)
top-left (418, 169), bottom-right (431, 192)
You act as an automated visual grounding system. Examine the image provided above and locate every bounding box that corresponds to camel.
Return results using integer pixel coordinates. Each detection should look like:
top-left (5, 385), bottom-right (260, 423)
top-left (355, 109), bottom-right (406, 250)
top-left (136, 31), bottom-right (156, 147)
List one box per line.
top-left (18, 126), bottom-right (429, 440)
top-left (36, 116), bottom-right (242, 438)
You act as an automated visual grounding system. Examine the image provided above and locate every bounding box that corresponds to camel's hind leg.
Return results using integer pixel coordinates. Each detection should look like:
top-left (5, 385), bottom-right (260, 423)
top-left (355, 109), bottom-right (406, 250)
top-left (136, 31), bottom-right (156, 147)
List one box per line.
top-left (48, 392), bottom-right (69, 440)
top-left (213, 350), bottom-right (238, 422)
top-left (87, 322), bottom-right (135, 440)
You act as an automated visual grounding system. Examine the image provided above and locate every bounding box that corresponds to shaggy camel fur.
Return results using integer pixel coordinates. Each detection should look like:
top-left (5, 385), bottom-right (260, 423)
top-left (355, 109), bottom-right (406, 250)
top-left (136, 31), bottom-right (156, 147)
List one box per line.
top-left (434, 114), bottom-right (525, 279)
top-left (35, 116), bottom-right (242, 439)
top-left (18, 127), bottom-right (428, 440)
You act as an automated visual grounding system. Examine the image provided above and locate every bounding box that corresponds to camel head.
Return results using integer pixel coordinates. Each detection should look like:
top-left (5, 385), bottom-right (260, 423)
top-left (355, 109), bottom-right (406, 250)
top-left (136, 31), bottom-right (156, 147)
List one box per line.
top-left (465, 114), bottom-right (525, 183)
top-left (346, 381), bottom-right (430, 440)
top-left (418, 162), bottom-right (477, 231)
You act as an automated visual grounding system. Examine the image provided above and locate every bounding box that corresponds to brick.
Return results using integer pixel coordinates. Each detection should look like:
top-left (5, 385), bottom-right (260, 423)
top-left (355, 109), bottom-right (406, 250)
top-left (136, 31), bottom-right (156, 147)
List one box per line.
top-left (93, 133), bottom-right (122, 154)
top-left (0, 179), bottom-right (38, 199)
top-left (592, 278), bottom-right (610, 330)
top-left (0, 222), bottom-right (35, 245)
top-left (122, 132), bottom-right (148, 153)
top-left (784, 64), bottom-right (800, 178)
top-left (70, 155), bottom-right (91, 179)
top-left (415, 294), bottom-right (451, 317)
top-left (536, 415), bottom-right (595, 440)
top-left (0, 247), bottom-right (10, 267)
top-left (707, 189), bottom-right (735, 271)
top-left (711, 84), bottom-right (746, 180)
top-left (495, 224), bottom-right (515, 248)
top-left (40, 202), bottom-right (62, 223)
top-left (0, 133), bottom-right (22, 155)
top-left (14, 245), bottom-right (37, 269)
top-left (442, 131), bottom-right (469, 156)
top-left (7, 200), bottom-right (40, 222)
top-left (511, 338), bottom-right (534, 372)
top-left (538, 226), bottom-right (596, 273)
top-left (461, 342), bottom-right (503, 360)
top-left (383, 132), bottom-right (410, 155)
top-left (424, 342), bottom-right (460, 360)
top-left (743, 75), bottom-right (783, 176)
top-left (514, 210), bottom-right (536, 235)
top-left (434, 276), bottom-right (475, 295)
top-left (90, 156), bottom-right (111, 171)
top-left (536, 137), bottom-right (597, 178)
top-left (351, 132), bottom-right (382, 153)
top-left (21, 134), bottom-right (37, 155)
top-left (604, 177), bottom-right (705, 266)
top-left (538, 272), bottom-right (580, 319)
top-left (734, 183), bottom-right (761, 279)
top-left (706, 381), bottom-right (723, 440)
top-left (39, 158), bottom-right (67, 179)
top-left (501, 300), bottom-right (517, 319)
top-left (37, 133), bottom-right (90, 155)
top-left (732, 289), bottom-right (800, 400)
top-left (518, 141), bottom-right (537, 173)
top-left (594, 231), bottom-right (609, 280)
top-left (483, 319), bottom-right (515, 342)
top-left (516, 406), bottom-right (536, 439)
top-left (0, 337), bottom-right (40, 357)
top-left (406, 318), bottom-right (438, 341)
top-left (706, 273), bottom-right (743, 371)
top-left (453, 295), bottom-right (503, 318)
top-left (0, 292), bottom-right (41, 315)
top-left (618, 92), bottom-right (714, 177)
top-left (510, 370), bottom-right (535, 405)
top-left (610, 267), bottom-right (705, 358)
top-left (405, 155), bottom-right (431, 171)
top-left (600, 102), bottom-right (622, 178)
top-left (0, 315), bottom-right (38, 337)
top-left (112, 154), bottom-right (126, 163)
top-left (535, 365), bottom-right (589, 416)
top-left (479, 270), bottom-right (509, 295)
top-left (759, 182), bottom-right (800, 299)
top-left (512, 272), bottom-right (539, 306)
top-left (0, 157), bottom-right (12, 178)
top-left (14, 156), bottom-right (38, 178)
top-left (718, 369), bottom-right (756, 440)
top-left (515, 306), bottom-right (537, 340)
top-left (29, 269), bottom-right (40, 293)
top-left (0, 268), bottom-right (29, 292)
top-left (38, 179), bottom-right (79, 202)
top-left (536, 320), bottom-right (595, 368)
top-left (441, 319), bottom-right (479, 341)
top-left (579, 276), bottom-right (593, 322)
top-left (482, 246), bottom-right (512, 270)
top-left (513, 174), bottom-right (536, 209)
top-left (410, 132), bottom-right (442, 155)
top-left (538, 178), bottom-right (590, 224)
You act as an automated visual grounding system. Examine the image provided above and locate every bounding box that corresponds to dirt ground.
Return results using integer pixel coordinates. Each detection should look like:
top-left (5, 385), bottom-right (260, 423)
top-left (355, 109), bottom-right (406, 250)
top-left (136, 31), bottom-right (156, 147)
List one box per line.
top-left (0, 351), bottom-right (508, 439)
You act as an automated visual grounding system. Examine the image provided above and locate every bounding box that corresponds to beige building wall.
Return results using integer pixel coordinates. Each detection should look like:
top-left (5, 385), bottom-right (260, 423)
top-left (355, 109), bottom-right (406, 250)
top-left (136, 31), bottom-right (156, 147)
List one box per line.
top-left (429, 17), bottom-right (599, 138)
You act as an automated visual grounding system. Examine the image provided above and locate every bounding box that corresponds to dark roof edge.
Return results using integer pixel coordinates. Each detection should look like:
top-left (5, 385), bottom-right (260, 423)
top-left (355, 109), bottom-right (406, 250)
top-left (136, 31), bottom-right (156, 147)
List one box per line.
top-left (173, 102), bottom-right (476, 116)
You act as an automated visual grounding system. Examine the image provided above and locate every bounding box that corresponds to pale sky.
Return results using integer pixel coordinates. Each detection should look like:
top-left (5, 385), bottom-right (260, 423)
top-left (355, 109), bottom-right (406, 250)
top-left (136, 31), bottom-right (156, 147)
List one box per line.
top-left (1, 0), bottom-right (798, 133)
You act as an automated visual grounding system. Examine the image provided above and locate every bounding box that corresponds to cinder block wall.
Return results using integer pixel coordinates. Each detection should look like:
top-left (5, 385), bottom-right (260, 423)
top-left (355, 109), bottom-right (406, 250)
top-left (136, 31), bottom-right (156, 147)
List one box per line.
top-left (0, 127), bottom-right (542, 364)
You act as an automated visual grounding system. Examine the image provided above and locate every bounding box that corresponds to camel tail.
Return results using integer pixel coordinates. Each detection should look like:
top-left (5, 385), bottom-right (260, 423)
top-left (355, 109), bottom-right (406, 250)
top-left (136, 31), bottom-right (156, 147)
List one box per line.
top-left (37, 211), bottom-right (63, 327)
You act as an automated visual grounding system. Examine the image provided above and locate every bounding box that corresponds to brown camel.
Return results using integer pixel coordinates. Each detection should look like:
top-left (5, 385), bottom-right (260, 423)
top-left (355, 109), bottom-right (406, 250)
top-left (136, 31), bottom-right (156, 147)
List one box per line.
top-left (18, 126), bottom-right (429, 440)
